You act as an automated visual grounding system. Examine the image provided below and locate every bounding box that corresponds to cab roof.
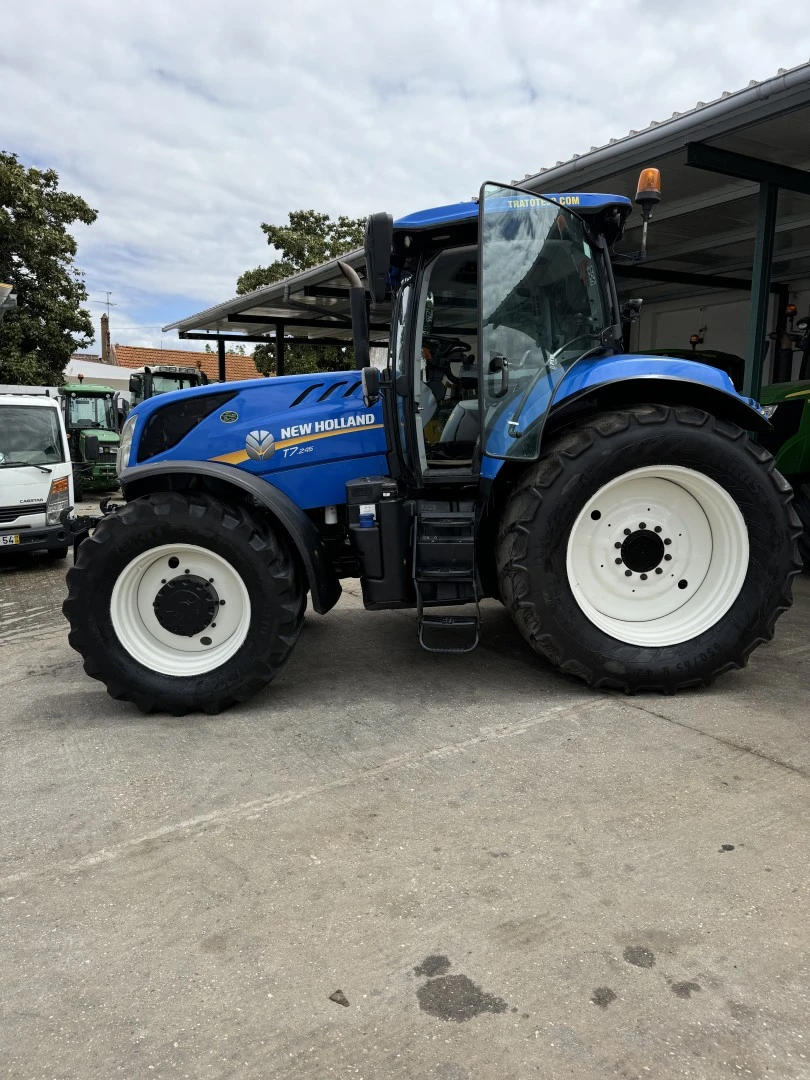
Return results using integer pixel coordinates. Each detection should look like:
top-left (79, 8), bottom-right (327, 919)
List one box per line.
top-left (394, 193), bottom-right (633, 231)
top-left (61, 382), bottom-right (115, 393)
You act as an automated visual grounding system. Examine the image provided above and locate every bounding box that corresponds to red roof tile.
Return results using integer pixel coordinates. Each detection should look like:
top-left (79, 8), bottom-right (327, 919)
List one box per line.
top-left (112, 345), bottom-right (263, 382)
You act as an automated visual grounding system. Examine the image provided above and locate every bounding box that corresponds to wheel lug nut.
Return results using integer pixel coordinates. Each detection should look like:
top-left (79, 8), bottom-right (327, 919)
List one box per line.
top-left (639, 522), bottom-right (646, 529)
top-left (664, 554), bottom-right (672, 561)
top-left (624, 528), bottom-right (631, 536)
top-left (664, 538), bottom-right (672, 545)
top-left (625, 570), bottom-right (632, 577)
top-left (614, 542), bottom-right (622, 549)
top-left (640, 573), bottom-right (648, 580)
top-left (655, 568), bottom-right (663, 574)
top-left (654, 526), bottom-right (662, 533)
top-left (615, 558), bottom-right (622, 565)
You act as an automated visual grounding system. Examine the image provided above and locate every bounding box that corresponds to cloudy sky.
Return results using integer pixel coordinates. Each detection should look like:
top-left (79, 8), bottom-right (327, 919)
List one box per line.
top-left (3, 0), bottom-right (809, 352)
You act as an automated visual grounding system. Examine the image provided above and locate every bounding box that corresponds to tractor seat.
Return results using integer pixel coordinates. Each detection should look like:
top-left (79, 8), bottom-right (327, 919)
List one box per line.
top-left (440, 399), bottom-right (481, 444)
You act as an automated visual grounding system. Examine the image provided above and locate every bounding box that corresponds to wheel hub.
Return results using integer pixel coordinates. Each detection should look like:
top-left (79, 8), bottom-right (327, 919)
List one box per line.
top-left (565, 466), bottom-right (749, 647)
top-left (620, 529), bottom-right (665, 574)
top-left (153, 574), bottom-right (219, 637)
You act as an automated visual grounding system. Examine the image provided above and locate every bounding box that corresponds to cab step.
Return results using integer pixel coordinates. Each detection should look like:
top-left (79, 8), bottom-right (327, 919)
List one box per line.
top-left (413, 500), bottom-right (480, 653)
top-left (418, 612), bottom-right (480, 654)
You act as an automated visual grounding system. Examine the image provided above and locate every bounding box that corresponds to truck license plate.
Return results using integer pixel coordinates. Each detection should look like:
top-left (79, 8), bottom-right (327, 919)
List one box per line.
top-left (1, 534), bottom-right (20, 546)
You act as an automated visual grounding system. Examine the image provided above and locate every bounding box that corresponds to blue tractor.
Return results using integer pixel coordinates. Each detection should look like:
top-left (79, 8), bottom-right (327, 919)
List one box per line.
top-left (64, 177), bottom-right (802, 714)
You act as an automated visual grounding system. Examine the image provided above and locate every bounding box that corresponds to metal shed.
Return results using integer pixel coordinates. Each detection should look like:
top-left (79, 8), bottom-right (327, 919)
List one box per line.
top-left (165, 61), bottom-right (810, 395)
top-left (520, 60), bottom-right (810, 396)
top-left (163, 252), bottom-right (374, 379)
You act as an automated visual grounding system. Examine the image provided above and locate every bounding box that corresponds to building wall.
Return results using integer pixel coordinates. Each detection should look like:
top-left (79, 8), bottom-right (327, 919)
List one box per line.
top-left (631, 280), bottom-right (810, 385)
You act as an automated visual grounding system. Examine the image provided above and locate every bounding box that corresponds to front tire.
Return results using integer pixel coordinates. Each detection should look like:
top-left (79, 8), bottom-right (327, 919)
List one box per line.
top-left (63, 492), bottom-right (305, 714)
top-left (497, 405), bottom-right (802, 692)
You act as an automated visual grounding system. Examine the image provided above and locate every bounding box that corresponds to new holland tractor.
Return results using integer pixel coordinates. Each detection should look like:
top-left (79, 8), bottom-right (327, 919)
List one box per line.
top-left (64, 176), bottom-right (802, 714)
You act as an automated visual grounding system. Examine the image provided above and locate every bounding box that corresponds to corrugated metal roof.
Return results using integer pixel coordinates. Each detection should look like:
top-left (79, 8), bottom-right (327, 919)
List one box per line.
top-left (517, 60), bottom-right (810, 187)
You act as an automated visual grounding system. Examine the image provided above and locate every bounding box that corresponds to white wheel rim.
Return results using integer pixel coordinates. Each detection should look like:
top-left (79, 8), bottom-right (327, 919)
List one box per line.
top-left (566, 465), bottom-right (749, 647)
top-left (110, 544), bottom-right (251, 677)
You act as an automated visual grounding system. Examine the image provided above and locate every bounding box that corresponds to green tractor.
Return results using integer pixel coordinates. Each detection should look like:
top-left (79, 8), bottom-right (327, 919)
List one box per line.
top-left (129, 364), bottom-right (208, 406)
top-left (60, 382), bottom-right (120, 501)
top-left (759, 380), bottom-right (810, 567)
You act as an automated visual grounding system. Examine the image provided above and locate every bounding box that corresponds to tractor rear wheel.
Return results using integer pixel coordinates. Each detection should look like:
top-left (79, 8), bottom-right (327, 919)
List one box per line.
top-left (496, 405), bottom-right (802, 692)
top-left (63, 492), bottom-right (304, 714)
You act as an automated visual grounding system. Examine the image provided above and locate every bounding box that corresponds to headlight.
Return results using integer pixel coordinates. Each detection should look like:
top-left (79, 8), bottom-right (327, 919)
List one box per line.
top-left (760, 404), bottom-right (779, 419)
top-left (117, 414), bottom-right (137, 474)
top-left (46, 476), bottom-right (70, 524)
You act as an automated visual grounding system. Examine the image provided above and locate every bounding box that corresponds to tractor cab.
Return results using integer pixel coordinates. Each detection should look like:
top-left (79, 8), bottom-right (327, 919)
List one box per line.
top-left (375, 185), bottom-right (631, 486)
top-left (129, 364), bottom-right (209, 406)
top-left (60, 382), bottom-right (120, 498)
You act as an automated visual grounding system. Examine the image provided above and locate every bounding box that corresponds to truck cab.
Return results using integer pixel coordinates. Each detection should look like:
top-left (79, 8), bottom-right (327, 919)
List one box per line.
top-left (0, 393), bottom-right (74, 559)
top-left (129, 365), bottom-right (208, 407)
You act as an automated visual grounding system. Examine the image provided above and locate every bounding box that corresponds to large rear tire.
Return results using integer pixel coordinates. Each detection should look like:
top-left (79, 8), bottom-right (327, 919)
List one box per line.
top-left (496, 405), bottom-right (802, 692)
top-left (63, 492), bottom-right (305, 714)
top-left (793, 481), bottom-right (810, 570)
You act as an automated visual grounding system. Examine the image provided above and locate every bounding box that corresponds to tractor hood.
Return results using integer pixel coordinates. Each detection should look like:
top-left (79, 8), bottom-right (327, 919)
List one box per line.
top-left (759, 380), bottom-right (810, 404)
top-left (79, 427), bottom-right (119, 443)
top-left (123, 372), bottom-right (388, 510)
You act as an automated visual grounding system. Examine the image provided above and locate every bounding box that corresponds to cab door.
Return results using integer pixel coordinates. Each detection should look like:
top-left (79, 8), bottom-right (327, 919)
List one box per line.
top-left (477, 183), bottom-right (612, 461)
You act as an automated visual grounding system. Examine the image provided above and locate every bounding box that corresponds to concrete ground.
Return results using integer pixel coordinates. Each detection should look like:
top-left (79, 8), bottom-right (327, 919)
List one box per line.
top-left (1, 531), bottom-right (809, 1079)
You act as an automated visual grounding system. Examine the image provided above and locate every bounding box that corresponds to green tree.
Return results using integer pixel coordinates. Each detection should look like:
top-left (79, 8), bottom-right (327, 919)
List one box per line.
top-left (204, 342), bottom-right (247, 356)
top-left (0, 152), bottom-right (97, 385)
top-left (237, 210), bottom-right (366, 376)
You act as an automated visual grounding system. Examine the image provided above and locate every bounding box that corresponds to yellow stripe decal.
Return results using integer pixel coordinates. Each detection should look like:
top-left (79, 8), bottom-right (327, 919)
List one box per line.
top-left (210, 423), bottom-right (385, 465)
top-left (785, 388), bottom-right (810, 399)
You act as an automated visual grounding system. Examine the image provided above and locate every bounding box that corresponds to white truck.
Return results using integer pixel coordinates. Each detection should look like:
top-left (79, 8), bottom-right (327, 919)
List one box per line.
top-left (0, 392), bottom-right (75, 559)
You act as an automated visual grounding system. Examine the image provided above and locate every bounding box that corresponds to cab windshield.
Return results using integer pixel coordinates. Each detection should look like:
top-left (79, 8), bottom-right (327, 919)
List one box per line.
top-left (151, 374), bottom-right (199, 395)
top-left (66, 393), bottom-right (117, 432)
top-left (480, 184), bottom-right (611, 459)
top-left (0, 405), bottom-right (65, 465)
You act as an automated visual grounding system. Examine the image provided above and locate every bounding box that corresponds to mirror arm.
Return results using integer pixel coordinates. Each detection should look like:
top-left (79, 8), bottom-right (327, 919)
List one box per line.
top-left (338, 260), bottom-right (371, 370)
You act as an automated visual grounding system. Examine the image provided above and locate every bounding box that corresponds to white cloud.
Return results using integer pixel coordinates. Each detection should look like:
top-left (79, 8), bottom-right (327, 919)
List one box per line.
top-left (2, 0), bottom-right (808, 348)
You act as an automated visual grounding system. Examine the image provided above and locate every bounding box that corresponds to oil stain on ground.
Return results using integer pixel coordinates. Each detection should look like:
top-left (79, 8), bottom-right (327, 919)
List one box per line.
top-left (671, 981), bottom-right (701, 999)
top-left (414, 955), bottom-right (452, 977)
top-left (414, 956), bottom-right (508, 1022)
top-left (591, 987), bottom-right (617, 1008)
top-left (623, 945), bottom-right (655, 968)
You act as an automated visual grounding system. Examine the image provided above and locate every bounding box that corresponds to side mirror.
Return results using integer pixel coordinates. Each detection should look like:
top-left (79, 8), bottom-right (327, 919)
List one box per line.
top-left (129, 373), bottom-right (142, 396)
top-left (84, 435), bottom-right (100, 461)
top-left (621, 298), bottom-right (643, 321)
top-left (361, 366), bottom-right (381, 407)
top-left (200, 371), bottom-right (209, 385)
top-left (364, 212), bottom-right (394, 304)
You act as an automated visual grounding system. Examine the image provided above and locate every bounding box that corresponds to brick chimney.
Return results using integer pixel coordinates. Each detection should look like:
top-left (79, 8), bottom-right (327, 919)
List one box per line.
top-left (100, 313), bottom-right (111, 364)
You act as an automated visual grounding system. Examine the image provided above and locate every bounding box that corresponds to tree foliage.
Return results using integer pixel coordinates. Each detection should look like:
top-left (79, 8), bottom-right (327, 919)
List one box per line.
top-left (0, 152), bottom-right (97, 385)
top-left (237, 210), bottom-right (366, 376)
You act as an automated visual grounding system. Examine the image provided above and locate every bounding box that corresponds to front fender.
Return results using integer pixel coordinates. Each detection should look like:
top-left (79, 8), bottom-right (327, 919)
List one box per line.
top-left (481, 355), bottom-right (770, 478)
top-left (119, 460), bottom-right (341, 614)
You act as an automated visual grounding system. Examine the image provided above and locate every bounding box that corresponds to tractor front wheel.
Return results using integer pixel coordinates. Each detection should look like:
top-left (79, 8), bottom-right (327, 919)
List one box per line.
top-left (497, 405), bottom-right (802, 692)
top-left (63, 492), bottom-right (305, 714)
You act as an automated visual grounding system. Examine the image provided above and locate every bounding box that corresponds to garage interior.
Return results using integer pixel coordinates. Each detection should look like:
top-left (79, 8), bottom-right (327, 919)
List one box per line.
top-left (520, 61), bottom-right (810, 398)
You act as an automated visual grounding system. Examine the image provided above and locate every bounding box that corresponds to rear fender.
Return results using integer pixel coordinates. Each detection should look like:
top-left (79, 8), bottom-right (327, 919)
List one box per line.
top-left (119, 460), bottom-right (341, 614)
top-left (545, 375), bottom-right (771, 439)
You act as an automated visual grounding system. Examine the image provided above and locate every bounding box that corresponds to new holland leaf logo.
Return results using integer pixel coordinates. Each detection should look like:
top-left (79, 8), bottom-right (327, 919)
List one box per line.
top-left (245, 429), bottom-right (275, 461)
